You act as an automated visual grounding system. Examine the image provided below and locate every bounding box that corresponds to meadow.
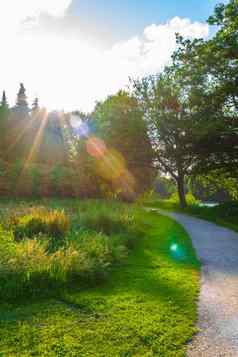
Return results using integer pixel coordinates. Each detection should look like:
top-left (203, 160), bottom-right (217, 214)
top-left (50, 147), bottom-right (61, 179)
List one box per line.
top-left (0, 199), bottom-right (200, 356)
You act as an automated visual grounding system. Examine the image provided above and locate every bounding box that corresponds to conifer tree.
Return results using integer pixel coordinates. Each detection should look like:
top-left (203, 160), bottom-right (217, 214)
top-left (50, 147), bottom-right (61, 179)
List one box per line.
top-left (32, 97), bottom-right (39, 113)
top-left (1, 90), bottom-right (8, 108)
top-left (0, 90), bottom-right (9, 159)
top-left (16, 83), bottom-right (29, 113)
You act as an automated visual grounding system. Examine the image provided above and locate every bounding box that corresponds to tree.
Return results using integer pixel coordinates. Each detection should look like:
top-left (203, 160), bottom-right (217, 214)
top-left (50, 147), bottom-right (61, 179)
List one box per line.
top-left (132, 68), bottom-right (214, 207)
top-left (1, 91), bottom-right (8, 108)
top-left (172, 0), bottom-right (238, 177)
top-left (189, 173), bottom-right (237, 202)
top-left (31, 97), bottom-right (39, 114)
top-left (0, 91), bottom-right (9, 159)
top-left (15, 83), bottom-right (29, 115)
top-left (93, 91), bottom-right (155, 199)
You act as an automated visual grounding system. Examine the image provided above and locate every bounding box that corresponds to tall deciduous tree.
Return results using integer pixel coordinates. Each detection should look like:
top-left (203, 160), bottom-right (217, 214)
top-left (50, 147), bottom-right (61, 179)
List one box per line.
top-left (172, 0), bottom-right (238, 177)
top-left (132, 68), bottom-right (213, 207)
top-left (93, 91), bottom-right (154, 198)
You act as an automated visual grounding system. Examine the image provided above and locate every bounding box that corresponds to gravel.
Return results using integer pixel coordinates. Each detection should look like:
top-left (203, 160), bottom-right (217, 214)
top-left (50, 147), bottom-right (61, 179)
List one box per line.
top-left (161, 211), bottom-right (238, 357)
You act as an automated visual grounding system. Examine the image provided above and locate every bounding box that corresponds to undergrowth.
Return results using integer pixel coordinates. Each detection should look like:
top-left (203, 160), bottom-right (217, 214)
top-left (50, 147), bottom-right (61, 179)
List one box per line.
top-left (0, 199), bottom-right (140, 300)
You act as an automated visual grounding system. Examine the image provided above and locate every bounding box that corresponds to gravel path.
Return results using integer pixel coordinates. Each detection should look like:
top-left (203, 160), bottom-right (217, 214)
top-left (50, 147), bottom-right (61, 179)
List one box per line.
top-left (158, 211), bottom-right (238, 357)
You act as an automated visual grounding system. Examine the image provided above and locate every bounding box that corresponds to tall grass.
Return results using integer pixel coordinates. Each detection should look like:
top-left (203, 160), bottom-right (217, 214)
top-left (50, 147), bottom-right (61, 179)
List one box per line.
top-left (0, 199), bottom-right (141, 300)
top-left (9, 207), bottom-right (69, 241)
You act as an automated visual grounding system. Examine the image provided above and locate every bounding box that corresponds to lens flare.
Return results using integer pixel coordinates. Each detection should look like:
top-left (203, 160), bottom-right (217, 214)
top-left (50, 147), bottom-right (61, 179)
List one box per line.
top-left (70, 115), bottom-right (90, 138)
top-left (86, 136), bottom-right (107, 158)
top-left (78, 121), bottom-right (90, 137)
top-left (82, 131), bottom-right (136, 199)
top-left (170, 243), bottom-right (186, 261)
top-left (112, 169), bottom-right (136, 199)
top-left (170, 244), bottom-right (179, 253)
top-left (96, 149), bottom-right (126, 181)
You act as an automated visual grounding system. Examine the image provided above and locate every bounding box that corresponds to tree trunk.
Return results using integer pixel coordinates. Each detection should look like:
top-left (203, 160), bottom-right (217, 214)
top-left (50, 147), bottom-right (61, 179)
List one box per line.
top-left (177, 175), bottom-right (187, 208)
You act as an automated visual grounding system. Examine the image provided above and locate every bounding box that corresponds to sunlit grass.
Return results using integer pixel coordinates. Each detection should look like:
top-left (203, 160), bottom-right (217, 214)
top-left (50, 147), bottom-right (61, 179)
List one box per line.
top-left (146, 199), bottom-right (238, 233)
top-left (0, 201), bottom-right (200, 356)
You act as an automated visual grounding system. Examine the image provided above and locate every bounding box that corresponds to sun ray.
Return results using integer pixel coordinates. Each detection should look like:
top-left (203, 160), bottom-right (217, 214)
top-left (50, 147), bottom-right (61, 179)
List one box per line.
top-left (23, 110), bottom-right (49, 169)
top-left (7, 117), bottom-right (35, 154)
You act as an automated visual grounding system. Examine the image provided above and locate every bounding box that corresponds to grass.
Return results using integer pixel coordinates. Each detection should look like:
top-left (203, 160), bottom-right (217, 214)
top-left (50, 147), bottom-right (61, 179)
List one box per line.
top-left (0, 200), bottom-right (200, 356)
top-left (146, 199), bottom-right (238, 233)
top-left (0, 199), bottom-right (139, 299)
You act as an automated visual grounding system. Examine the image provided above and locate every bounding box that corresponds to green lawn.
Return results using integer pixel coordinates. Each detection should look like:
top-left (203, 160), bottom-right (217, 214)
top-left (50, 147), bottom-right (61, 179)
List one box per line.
top-left (146, 199), bottom-right (238, 233)
top-left (0, 204), bottom-right (200, 356)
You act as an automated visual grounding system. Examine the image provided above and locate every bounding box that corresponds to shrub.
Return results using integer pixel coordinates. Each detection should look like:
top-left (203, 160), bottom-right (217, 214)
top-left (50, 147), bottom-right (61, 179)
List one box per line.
top-left (169, 191), bottom-right (199, 206)
top-left (9, 207), bottom-right (69, 241)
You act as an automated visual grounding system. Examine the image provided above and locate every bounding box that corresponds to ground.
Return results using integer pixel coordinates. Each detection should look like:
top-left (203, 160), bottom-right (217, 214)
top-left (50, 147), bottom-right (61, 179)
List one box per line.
top-left (0, 204), bottom-right (199, 357)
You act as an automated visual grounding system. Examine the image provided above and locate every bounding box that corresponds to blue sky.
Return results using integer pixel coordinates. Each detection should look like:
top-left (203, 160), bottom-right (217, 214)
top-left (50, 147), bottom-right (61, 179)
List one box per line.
top-left (70, 0), bottom-right (219, 42)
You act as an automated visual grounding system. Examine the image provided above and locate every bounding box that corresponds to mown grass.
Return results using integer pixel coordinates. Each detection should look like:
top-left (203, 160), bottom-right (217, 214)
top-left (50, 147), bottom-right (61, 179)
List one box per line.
top-left (0, 201), bottom-right (200, 357)
top-left (146, 199), bottom-right (238, 233)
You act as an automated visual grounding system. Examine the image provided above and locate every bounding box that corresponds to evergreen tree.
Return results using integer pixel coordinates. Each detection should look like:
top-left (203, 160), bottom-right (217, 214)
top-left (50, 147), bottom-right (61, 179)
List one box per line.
top-left (1, 91), bottom-right (8, 108)
top-left (15, 83), bottom-right (29, 114)
top-left (0, 91), bottom-right (10, 160)
top-left (32, 97), bottom-right (39, 113)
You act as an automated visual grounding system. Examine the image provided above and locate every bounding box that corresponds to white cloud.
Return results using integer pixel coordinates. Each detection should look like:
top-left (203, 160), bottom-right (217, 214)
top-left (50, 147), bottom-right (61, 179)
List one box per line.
top-left (0, 2), bottom-right (209, 112)
top-left (0, 0), bottom-right (71, 34)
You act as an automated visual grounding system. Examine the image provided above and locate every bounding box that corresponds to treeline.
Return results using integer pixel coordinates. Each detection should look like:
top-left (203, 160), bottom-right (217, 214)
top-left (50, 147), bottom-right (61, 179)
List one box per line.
top-left (0, 86), bottom-right (154, 200)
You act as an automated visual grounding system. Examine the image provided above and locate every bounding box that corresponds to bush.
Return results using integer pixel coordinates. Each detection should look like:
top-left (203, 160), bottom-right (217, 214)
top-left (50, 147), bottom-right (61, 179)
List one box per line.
top-left (9, 207), bottom-right (69, 241)
top-left (214, 201), bottom-right (238, 225)
top-left (169, 191), bottom-right (199, 205)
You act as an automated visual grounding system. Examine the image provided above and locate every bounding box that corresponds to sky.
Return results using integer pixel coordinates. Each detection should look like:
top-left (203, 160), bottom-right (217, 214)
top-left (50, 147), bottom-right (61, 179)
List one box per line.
top-left (0, 0), bottom-right (221, 112)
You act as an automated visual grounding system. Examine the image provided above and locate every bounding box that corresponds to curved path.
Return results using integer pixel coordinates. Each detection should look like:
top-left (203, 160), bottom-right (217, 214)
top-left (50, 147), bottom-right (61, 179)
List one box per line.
top-left (157, 210), bottom-right (238, 356)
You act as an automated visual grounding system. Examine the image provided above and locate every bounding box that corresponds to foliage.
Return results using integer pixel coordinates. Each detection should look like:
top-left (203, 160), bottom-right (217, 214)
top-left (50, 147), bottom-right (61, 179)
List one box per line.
top-left (29, 165), bottom-right (42, 197)
top-left (132, 1), bottom-right (238, 206)
top-left (49, 165), bottom-right (69, 195)
top-left (0, 200), bottom-right (139, 300)
top-left (9, 160), bottom-right (23, 191)
top-left (189, 172), bottom-right (237, 202)
top-left (172, 0), bottom-right (238, 177)
top-left (155, 175), bottom-right (176, 198)
top-left (93, 91), bottom-right (155, 198)
top-left (132, 70), bottom-right (206, 208)
top-left (169, 192), bottom-right (199, 206)
top-left (9, 207), bottom-right (69, 241)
